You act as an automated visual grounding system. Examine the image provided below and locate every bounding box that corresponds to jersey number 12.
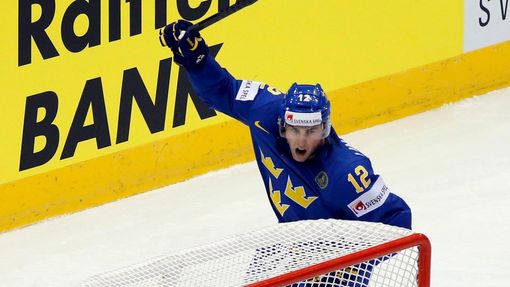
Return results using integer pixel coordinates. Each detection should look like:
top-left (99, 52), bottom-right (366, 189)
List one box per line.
top-left (347, 165), bottom-right (371, 193)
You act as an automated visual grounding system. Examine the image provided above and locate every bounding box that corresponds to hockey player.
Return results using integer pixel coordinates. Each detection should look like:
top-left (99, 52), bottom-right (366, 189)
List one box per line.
top-left (162, 20), bottom-right (412, 286)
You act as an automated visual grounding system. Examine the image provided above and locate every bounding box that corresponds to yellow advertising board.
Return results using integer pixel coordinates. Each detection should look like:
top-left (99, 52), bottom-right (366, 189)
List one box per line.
top-left (1, 0), bottom-right (464, 184)
top-left (2, 0), bottom-right (509, 232)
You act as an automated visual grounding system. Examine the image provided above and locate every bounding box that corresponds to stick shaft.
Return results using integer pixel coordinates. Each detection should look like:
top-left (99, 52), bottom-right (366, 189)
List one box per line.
top-left (159, 0), bottom-right (258, 47)
top-left (187, 0), bottom-right (258, 33)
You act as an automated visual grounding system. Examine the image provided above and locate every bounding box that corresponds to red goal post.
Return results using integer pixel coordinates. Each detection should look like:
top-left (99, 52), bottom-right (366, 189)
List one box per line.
top-left (247, 233), bottom-right (431, 287)
top-left (79, 219), bottom-right (431, 287)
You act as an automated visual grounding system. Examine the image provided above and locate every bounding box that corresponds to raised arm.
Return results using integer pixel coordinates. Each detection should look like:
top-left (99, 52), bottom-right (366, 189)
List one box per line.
top-left (161, 20), bottom-right (259, 124)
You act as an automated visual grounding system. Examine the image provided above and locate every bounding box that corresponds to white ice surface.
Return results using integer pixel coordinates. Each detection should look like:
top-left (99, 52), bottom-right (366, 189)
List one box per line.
top-left (1, 88), bottom-right (510, 287)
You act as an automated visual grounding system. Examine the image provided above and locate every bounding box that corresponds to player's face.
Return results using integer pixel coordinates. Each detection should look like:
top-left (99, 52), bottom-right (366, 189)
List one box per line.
top-left (284, 124), bottom-right (324, 162)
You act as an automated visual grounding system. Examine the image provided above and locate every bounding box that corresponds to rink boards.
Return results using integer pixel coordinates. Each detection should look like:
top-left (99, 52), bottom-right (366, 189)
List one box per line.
top-left (1, 1), bottom-right (509, 232)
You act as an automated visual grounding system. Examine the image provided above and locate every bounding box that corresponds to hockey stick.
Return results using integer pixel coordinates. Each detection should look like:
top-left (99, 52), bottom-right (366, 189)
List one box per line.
top-left (159, 0), bottom-right (258, 47)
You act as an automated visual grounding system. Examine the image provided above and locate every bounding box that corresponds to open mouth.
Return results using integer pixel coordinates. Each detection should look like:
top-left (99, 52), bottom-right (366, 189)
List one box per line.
top-left (296, 148), bottom-right (307, 155)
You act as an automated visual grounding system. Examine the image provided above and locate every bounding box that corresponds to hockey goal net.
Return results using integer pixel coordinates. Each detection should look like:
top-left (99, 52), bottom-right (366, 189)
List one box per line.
top-left (78, 219), bottom-right (431, 287)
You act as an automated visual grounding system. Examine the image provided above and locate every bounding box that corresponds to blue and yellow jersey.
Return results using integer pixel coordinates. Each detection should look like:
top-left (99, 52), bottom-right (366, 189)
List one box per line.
top-left (186, 56), bottom-right (411, 229)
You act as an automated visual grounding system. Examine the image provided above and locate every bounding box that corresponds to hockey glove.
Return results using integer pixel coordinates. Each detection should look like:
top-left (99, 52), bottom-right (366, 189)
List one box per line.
top-left (162, 20), bottom-right (209, 69)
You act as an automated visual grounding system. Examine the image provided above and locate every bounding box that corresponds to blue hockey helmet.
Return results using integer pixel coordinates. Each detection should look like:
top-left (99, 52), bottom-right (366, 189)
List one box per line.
top-left (278, 83), bottom-right (331, 138)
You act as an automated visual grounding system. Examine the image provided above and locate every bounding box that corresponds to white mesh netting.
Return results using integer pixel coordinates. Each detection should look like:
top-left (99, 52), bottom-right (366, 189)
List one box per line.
top-left (78, 219), bottom-right (424, 287)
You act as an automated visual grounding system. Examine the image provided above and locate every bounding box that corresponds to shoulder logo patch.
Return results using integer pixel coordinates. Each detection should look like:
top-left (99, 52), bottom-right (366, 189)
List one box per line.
top-left (347, 176), bottom-right (390, 217)
top-left (236, 80), bottom-right (261, 101)
top-left (315, 171), bottom-right (329, 189)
